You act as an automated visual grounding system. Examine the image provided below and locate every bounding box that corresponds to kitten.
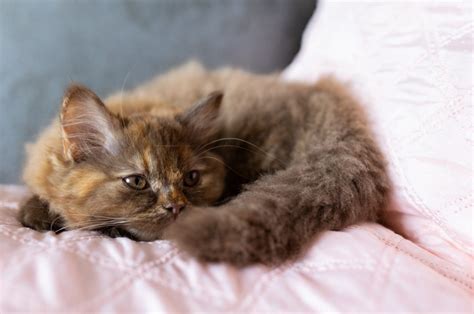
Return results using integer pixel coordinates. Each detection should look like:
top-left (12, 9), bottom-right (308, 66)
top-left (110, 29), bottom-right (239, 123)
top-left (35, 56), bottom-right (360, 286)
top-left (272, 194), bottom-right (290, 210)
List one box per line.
top-left (19, 62), bottom-right (390, 266)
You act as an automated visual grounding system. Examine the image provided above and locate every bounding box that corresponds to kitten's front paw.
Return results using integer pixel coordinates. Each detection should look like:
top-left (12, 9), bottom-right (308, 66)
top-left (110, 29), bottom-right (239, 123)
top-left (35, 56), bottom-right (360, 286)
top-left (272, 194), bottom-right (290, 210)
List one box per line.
top-left (164, 208), bottom-right (220, 259)
top-left (19, 195), bottom-right (63, 232)
top-left (164, 208), bottom-right (255, 266)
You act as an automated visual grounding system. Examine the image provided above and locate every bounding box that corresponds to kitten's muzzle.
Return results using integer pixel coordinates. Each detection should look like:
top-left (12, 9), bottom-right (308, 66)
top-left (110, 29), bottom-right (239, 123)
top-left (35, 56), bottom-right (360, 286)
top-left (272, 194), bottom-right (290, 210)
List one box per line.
top-left (163, 203), bottom-right (186, 220)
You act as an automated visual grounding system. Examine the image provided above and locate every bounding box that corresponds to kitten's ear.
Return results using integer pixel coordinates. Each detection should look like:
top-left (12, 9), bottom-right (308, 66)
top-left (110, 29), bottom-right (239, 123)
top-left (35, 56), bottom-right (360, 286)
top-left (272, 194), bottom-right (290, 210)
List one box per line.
top-left (178, 91), bottom-right (223, 140)
top-left (60, 84), bottom-right (121, 162)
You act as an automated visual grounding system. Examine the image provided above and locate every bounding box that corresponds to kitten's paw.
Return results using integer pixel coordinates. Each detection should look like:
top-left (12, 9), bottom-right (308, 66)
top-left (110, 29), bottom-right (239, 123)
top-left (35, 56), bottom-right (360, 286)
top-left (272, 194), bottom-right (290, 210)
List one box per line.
top-left (164, 208), bottom-right (257, 266)
top-left (164, 208), bottom-right (221, 259)
top-left (19, 195), bottom-right (63, 232)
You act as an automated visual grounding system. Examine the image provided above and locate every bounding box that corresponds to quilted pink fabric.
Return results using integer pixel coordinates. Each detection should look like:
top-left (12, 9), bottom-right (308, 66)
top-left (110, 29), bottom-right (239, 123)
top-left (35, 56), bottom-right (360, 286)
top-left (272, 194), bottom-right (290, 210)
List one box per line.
top-left (0, 185), bottom-right (471, 312)
top-left (1, 1), bottom-right (473, 311)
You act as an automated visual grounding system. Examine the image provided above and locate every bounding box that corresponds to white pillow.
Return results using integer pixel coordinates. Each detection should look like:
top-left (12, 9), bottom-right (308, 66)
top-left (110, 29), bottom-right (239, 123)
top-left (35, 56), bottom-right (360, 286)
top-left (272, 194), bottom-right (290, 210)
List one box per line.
top-left (283, 0), bottom-right (472, 267)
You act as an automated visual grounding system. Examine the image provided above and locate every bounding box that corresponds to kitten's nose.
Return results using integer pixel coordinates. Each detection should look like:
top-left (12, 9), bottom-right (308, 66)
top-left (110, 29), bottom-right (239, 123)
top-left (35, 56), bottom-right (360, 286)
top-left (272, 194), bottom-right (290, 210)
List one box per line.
top-left (163, 203), bottom-right (185, 220)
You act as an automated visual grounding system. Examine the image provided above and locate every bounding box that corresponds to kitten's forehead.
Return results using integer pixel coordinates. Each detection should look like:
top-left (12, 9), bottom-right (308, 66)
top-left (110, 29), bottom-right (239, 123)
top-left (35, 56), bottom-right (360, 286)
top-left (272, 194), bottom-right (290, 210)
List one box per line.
top-left (122, 117), bottom-right (193, 177)
top-left (126, 116), bottom-right (182, 142)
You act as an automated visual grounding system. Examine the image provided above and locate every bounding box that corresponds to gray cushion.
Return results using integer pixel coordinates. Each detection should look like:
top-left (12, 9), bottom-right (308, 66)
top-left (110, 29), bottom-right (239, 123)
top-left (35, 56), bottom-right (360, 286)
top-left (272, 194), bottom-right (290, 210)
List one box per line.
top-left (0, 0), bottom-right (315, 183)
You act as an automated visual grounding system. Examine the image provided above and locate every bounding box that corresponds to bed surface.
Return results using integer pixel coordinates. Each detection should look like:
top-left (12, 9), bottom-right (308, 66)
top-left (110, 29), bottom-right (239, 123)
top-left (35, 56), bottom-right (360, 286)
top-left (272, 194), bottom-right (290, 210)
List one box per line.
top-left (0, 185), bottom-right (471, 312)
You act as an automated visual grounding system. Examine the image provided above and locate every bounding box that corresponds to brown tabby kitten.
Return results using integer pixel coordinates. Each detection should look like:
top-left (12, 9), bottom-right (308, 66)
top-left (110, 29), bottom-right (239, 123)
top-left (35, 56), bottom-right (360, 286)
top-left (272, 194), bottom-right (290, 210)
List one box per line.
top-left (19, 62), bottom-right (390, 266)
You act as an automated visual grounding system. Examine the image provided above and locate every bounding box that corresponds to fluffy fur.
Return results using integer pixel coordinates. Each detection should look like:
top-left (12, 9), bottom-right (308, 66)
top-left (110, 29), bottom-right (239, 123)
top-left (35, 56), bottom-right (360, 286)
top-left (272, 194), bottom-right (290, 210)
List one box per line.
top-left (20, 62), bottom-right (391, 266)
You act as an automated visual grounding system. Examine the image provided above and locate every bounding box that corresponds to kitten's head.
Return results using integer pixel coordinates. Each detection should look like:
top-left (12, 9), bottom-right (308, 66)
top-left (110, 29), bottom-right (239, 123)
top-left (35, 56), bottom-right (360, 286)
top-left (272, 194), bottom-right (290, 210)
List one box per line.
top-left (55, 85), bottom-right (226, 240)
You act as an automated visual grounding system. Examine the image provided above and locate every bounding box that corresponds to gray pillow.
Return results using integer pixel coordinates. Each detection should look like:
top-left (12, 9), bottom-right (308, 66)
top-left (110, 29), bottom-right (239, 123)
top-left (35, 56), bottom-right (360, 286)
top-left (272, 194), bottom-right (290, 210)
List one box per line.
top-left (0, 0), bottom-right (315, 183)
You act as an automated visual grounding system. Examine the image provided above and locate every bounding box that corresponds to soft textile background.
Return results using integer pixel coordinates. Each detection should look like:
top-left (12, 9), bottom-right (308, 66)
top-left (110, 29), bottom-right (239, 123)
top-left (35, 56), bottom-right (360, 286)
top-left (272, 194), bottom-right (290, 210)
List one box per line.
top-left (284, 0), bottom-right (473, 269)
top-left (0, 0), bottom-right (315, 183)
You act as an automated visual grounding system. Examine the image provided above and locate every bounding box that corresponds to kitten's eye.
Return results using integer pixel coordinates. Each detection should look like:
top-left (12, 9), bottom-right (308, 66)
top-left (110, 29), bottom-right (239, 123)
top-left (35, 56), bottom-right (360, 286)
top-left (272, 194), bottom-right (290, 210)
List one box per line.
top-left (122, 175), bottom-right (149, 190)
top-left (184, 170), bottom-right (200, 187)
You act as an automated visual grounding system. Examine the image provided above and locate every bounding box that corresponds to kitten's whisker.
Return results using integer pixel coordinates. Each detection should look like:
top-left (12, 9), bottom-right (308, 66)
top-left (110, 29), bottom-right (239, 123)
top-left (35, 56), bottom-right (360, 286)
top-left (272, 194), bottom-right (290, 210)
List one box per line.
top-left (198, 156), bottom-right (251, 180)
top-left (49, 216), bottom-right (62, 231)
top-left (65, 212), bottom-right (130, 220)
top-left (196, 144), bottom-right (286, 169)
top-left (195, 144), bottom-right (250, 157)
top-left (64, 220), bottom-right (131, 232)
top-left (197, 137), bottom-right (259, 152)
top-left (55, 225), bottom-right (70, 233)
top-left (195, 138), bottom-right (231, 153)
top-left (196, 137), bottom-right (286, 167)
top-left (120, 68), bottom-right (132, 119)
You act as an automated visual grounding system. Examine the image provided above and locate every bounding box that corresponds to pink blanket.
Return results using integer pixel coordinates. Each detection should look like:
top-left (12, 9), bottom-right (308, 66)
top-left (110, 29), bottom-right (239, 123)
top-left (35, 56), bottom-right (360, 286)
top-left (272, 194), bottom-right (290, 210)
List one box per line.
top-left (0, 185), bottom-right (471, 311)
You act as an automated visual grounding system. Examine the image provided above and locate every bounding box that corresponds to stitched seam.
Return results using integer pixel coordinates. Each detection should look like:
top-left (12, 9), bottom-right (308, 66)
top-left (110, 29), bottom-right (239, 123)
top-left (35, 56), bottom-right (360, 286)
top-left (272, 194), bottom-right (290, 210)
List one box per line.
top-left (368, 228), bottom-right (473, 279)
top-left (370, 232), bottom-right (403, 311)
top-left (368, 231), bottom-right (473, 290)
top-left (72, 249), bottom-right (180, 311)
top-left (1, 225), bottom-right (210, 310)
top-left (291, 260), bottom-right (375, 272)
top-left (395, 18), bottom-right (473, 147)
top-left (234, 267), bottom-right (285, 311)
top-left (1, 224), bottom-right (173, 268)
top-left (443, 194), bottom-right (473, 215)
top-left (383, 135), bottom-right (467, 250)
top-left (0, 227), bottom-right (136, 271)
top-left (141, 268), bottom-right (229, 304)
top-left (236, 258), bottom-right (377, 312)
top-left (290, 261), bottom-right (375, 273)
top-left (396, 95), bottom-right (469, 148)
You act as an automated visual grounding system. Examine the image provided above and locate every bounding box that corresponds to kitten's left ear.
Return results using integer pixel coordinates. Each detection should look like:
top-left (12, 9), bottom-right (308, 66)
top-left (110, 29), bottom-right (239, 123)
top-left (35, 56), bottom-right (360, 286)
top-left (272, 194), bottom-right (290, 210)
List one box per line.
top-left (60, 84), bottom-right (122, 162)
top-left (178, 91), bottom-right (223, 140)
